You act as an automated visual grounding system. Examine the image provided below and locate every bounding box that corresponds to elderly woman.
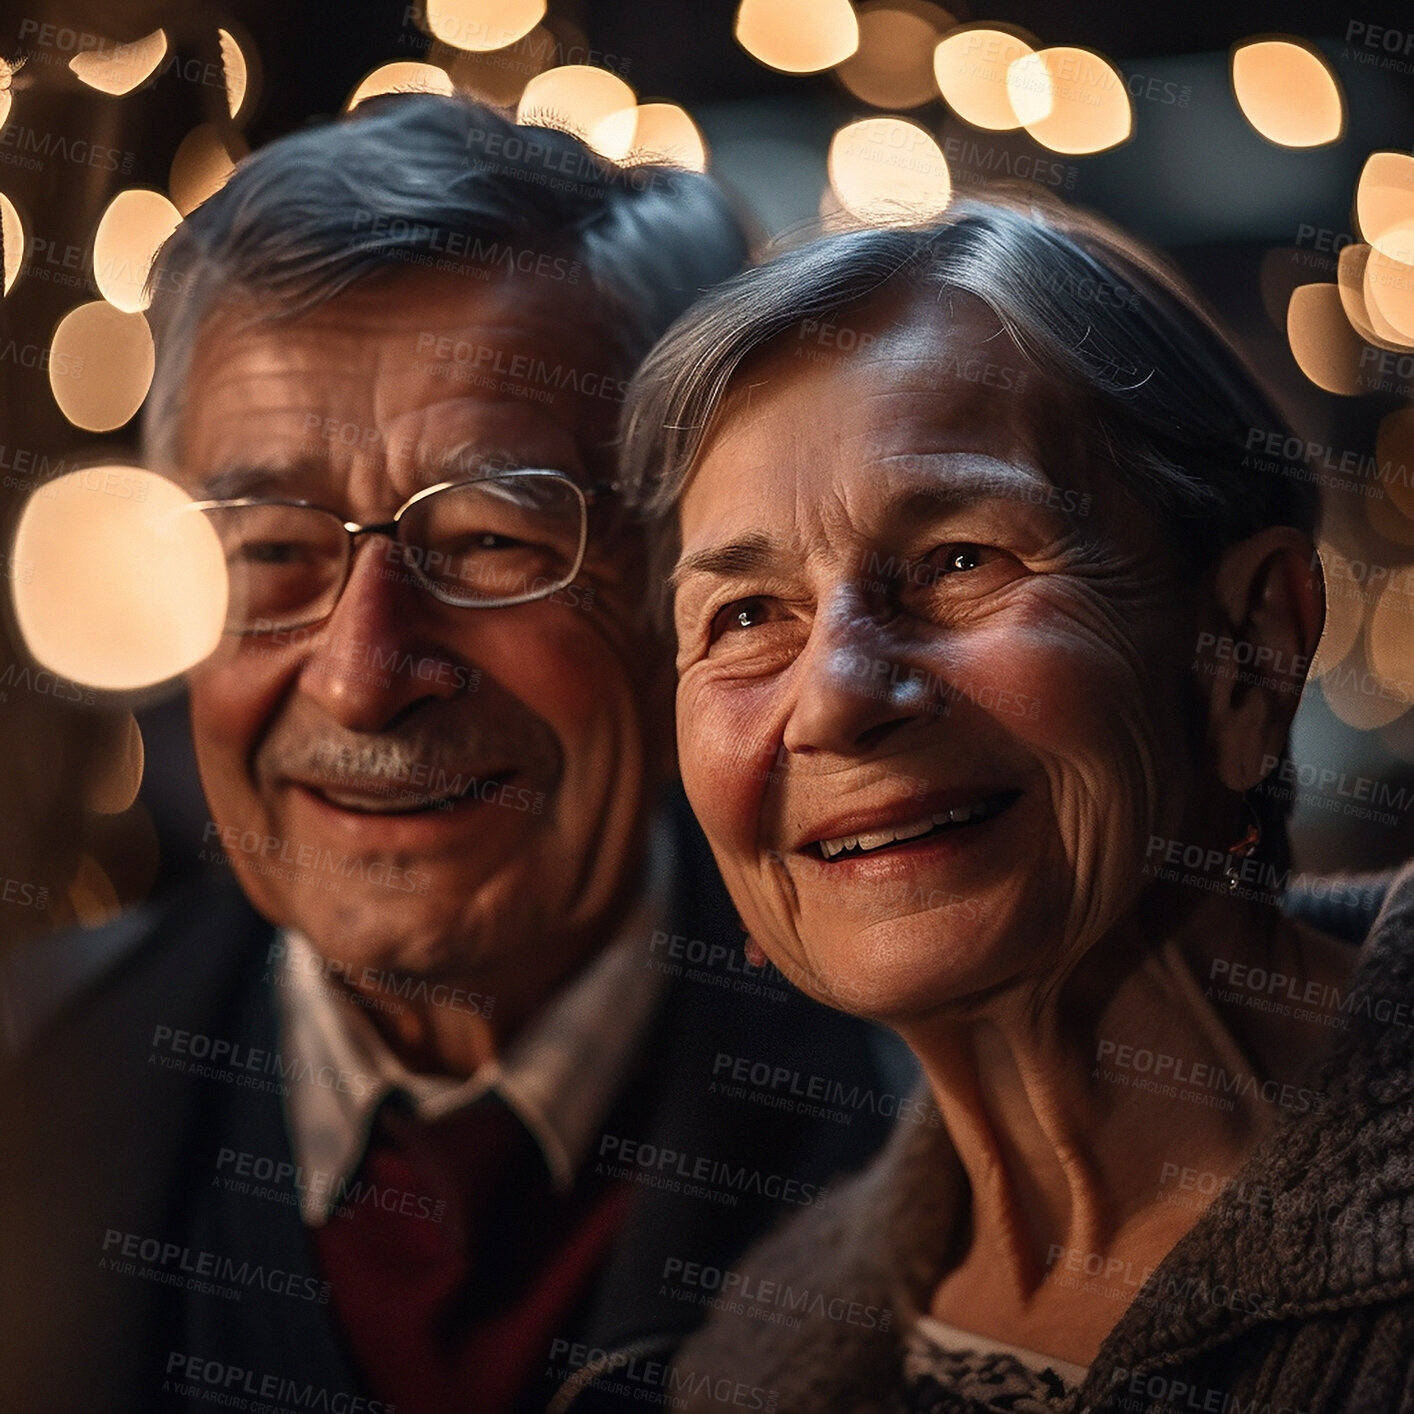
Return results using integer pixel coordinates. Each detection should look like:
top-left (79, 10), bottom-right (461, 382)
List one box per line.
top-left (619, 200), bottom-right (1414, 1413)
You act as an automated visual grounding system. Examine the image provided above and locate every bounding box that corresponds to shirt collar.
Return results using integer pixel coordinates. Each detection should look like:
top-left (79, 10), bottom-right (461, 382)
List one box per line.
top-left (275, 824), bottom-right (672, 1225)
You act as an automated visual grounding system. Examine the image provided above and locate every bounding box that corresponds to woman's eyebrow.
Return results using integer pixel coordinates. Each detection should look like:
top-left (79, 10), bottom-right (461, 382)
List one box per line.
top-left (670, 533), bottom-right (778, 593)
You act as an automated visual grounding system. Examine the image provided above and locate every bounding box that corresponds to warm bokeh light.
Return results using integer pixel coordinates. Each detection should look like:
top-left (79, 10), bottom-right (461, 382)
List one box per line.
top-left (48, 302), bottom-right (155, 433)
top-left (218, 28), bottom-right (249, 120)
top-left (0, 190), bottom-right (22, 294)
top-left (735, 0), bottom-right (859, 74)
top-left (68, 29), bottom-right (167, 96)
top-left (11, 467), bottom-right (228, 692)
top-left (92, 188), bottom-right (182, 314)
top-left (1365, 478), bottom-right (1414, 547)
top-left (1286, 283), bottom-right (1365, 395)
top-left (427, 0), bottom-right (546, 52)
top-left (1377, 407), bottom-right (1414, 525)
top-left (838, 1), bottom-right (954, 110)
top-left (1363, 226), bottom-right (1414, 345)
top-left (828, 117), bottom-right (952, 225)
top-left (1356, 152), bottom-right (1414, 259)
top-left (169, 125), bottom-right (241, 216)
top-left (625, 103), bottom-right (708, 171)
top-left (1231, 39), bottom-right (1344, 148)
top-left (1321, 639), bottom-right (1411, 729)
top-left (445, 24), bottom-right (556, 106)
top-left (933, 27), bottom-right (1036, 131)
top-left (1011, 47), bottom-right (1131, 154)
top-left (1368, 572), bottom-right (1414, 701)
top-left (347, 61), bottom-right (455, 110)
top-left (1309, 545), bottom-right (1364, 677)
top-left (1336, 244), bottom-right (1402, 351)
top-left (89, 714), bottom-right (145, 815)
top-left (517, 65), bottom-right (637, 160)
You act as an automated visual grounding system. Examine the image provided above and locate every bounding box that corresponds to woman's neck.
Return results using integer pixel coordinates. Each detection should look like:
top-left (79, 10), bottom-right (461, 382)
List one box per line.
top-left (897, 888), bottom-right (1356, 1347)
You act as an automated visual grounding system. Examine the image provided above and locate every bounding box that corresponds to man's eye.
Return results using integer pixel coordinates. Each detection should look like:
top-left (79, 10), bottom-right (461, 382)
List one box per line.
top-left (709, 597), bottom-right (773, 641)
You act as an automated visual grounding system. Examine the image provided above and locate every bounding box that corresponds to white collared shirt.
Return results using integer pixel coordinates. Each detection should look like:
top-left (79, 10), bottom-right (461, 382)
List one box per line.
top-left (274, 829), bottom-right (671, 1225)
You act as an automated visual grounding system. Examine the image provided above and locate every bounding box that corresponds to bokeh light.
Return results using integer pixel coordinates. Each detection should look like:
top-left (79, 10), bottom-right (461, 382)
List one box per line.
top-left (0, 190), bottom-right (22, 294)
top-left (933, 26), bottom-right (1036, 131)
top-left (828, 117), bottom-right (951, 225)
top-left (427, 0), bottom-right (547, 52)
top-left (218, 28), bottom-right (249, 120)
top-left (735, 0), bottom-right (859, 75)
top-left (1336, 244), bottom-right (1401, 351)
top-left (1286, 283), bottom-right (1365, 395)
top-left (68, 30), bottom-right (167, 97)
top-left (1368, 572), bottom-right (1414, 702)
top-left (837, 1), bottom-right (954, 110)
top-left (1231, 39), bottom-right (1344, 148)
top-left (1363, 225), bottom-right (1414, 345)
top-left (1376, 407), bottom-right (1414, 524)
top-left (625, 103), bottom-right (707, 171)
top-left (1309, 544), bottom-right (1364, 677)
top-left (92, 188), bottom-right (182, 314)
top-left (169, 125), bottom-right (241, 216)
top-left (445, 25), bottom-right (556, 107)
top-left (1011, 47), bottom-right (1131, 154)
top-left (89, 714), bottom-right (145, 815)
top-left (347, 61), bottom-right (454, 110)
top-left (1321, 639), bottom-right (1410, 729)
top-left (517, 65), bottom-right (637, 159)
top-left (1356, 152), bottom-right (1414, 259)
top-left (48, 302), bottom-right (155, 433)
top-left (11, 468), bottom-right (228, 692)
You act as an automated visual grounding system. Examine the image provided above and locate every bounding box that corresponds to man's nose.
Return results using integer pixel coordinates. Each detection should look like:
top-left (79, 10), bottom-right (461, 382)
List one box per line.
top-left (295, 538), bottom-right (468, 731)
top-left (781, 592), bottom-right (940, 757)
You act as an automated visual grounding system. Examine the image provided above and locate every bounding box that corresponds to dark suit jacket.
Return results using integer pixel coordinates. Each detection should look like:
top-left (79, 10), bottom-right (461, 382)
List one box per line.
top-left (0, 810), bottom-right (913, 1414)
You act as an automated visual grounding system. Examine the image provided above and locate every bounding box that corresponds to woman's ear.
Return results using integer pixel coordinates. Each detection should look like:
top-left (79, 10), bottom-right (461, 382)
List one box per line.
top-left (1198, 527), bottom-right (1325, 791)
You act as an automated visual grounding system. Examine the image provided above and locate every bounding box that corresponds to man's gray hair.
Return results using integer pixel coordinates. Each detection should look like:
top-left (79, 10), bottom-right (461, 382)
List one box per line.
top-left (143, 94), bottom-right (750, 470)
top-left (620, 194), bottom-right (1319, 564)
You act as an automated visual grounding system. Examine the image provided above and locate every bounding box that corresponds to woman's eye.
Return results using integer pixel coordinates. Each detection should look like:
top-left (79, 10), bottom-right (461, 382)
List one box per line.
top-left (933, 543), bottom-right (986, 575)
top-left (708, 597), bottom-right (773, 642)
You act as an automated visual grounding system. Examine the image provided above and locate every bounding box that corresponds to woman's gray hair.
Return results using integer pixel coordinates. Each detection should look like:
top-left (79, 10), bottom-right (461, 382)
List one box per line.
top-left (142, 93), bottom-right (750, 470)
top-left (620, 194), bottom-right (1318, 563)
top-left (620, 194), bottom-right (1322, 875)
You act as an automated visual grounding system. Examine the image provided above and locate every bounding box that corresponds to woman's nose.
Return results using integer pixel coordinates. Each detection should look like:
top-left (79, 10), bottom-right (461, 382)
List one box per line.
top-left (781, 592), bottom-right (939, 757)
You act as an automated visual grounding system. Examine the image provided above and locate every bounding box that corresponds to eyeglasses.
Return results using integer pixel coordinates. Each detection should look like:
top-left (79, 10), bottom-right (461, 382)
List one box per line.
top-left (191, 470), bottom-right (617, 635)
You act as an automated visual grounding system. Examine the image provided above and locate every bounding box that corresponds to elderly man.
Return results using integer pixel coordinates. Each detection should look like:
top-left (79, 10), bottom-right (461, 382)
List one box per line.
top-left (0, 98), bottom-right (909, 1414)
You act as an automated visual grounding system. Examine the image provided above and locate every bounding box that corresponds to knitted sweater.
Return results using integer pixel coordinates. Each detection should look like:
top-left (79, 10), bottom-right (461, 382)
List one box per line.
top-left (671, 863), bottom-right (1414, 1414)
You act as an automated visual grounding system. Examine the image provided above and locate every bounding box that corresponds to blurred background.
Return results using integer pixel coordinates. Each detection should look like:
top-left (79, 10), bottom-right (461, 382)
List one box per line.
top-left (4, 0), bottom-right (1414, 950)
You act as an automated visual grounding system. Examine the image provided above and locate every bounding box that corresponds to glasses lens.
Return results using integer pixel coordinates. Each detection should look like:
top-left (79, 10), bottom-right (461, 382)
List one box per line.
top-left (202, 503), bottom-right (347, 632)
top-left (404, 475), bottom-right (585, 604)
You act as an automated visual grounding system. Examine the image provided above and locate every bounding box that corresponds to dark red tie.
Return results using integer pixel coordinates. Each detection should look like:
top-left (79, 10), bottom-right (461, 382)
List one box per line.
top-left (312, 1091), bottom-right (629, 1414)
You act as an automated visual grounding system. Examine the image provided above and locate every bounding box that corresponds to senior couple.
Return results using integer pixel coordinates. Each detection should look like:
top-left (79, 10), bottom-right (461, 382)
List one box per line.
top-left (3, 95), bottom-right (1412, 1414)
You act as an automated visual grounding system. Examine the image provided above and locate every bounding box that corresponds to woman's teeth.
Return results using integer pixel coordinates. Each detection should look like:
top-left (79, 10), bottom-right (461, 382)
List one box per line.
top-left (818, 795), bottom-right (1010, 860)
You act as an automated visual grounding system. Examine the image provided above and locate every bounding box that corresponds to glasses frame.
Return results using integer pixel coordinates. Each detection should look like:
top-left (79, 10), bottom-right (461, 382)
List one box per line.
top-left (190, 470), bottom-right (619, 635)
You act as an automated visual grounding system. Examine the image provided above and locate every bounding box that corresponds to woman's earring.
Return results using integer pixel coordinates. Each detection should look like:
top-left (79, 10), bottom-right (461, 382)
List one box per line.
top-left (1223, 797), bottom-right (1262, 891)
top-left (737, 917), bottom-right (768, 968)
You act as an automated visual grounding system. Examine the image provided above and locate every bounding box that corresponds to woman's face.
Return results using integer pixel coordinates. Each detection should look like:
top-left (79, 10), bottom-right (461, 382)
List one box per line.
top-left (672, 295), bottom-right (1209, 1024)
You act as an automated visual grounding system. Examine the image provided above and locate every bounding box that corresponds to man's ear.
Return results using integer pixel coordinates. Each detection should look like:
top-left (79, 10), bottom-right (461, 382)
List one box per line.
top-left (1200, 527), bottom-right (1325, 791)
